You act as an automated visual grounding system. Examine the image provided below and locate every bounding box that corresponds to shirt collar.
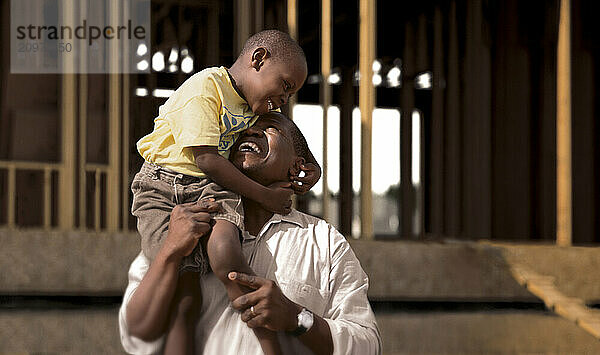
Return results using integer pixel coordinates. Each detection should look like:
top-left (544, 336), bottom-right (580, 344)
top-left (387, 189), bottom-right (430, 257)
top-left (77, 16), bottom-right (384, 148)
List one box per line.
top-left (242, 209), bottom-right (305, 241)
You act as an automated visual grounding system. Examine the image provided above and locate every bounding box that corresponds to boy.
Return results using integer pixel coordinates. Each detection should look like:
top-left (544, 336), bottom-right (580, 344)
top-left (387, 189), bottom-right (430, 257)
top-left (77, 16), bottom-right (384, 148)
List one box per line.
top-left (130, 30), bottom-right (320, 354)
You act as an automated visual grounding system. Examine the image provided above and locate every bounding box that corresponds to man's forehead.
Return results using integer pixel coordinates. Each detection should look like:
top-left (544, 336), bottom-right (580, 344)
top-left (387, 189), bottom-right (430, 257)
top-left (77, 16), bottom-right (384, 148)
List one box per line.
top-left (256, 114), bottom-right (295, 140)
top-left (257, 113), bottom-right (287, 126)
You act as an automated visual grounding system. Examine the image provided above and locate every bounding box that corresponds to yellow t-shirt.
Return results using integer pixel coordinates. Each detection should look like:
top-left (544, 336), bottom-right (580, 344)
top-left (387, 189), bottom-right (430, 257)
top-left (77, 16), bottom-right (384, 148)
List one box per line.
top-left (137, 67), bottom-right (258, 177)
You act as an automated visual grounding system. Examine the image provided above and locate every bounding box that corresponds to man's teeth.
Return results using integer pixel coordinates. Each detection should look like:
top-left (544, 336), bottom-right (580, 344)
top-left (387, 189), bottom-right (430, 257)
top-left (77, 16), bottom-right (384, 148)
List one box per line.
top-left (267, 98), bottom-right (274, 111)
top-left (239, 142), bottom-right (261, 153)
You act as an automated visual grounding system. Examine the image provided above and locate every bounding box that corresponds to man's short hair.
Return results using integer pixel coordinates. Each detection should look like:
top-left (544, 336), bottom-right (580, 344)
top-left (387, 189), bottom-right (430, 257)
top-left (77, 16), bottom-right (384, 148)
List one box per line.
top-left (239, 29), bottom-right (306, 65)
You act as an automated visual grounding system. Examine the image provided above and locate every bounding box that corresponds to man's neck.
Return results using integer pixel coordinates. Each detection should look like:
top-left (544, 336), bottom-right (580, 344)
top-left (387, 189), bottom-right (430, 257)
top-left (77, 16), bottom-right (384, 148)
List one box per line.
top-left (242, 198), bottom-right (274, 236)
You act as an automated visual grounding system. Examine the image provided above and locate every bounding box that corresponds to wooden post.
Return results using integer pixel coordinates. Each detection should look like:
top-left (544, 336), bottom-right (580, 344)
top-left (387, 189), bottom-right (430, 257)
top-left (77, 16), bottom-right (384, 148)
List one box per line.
top-left (445, 0), bottom-right (461, 237)
top-left (556, 0), bottom-right (572, 246)
top-left (321, 0), bottom-right (331, 221)
top-left (107, 0), bottom-right (121, 231)
top-left (430, 6), bottom-right (444, 235)
top-left (43, 167), bottom-right (52, 229)
top-left (59, 0), bottom-right (76, 229)
top-left (359, 0), bottom-right (375, 239)
top-left (235, 0), bottom-right (252, 55)
top-left (400, 22), bottom-right (415, 238)
top-left (7, 165), bottom-right (15, 228)
top-left (339, 66), bottom-right (354, 236)
top-left (78, 1), bottom-right (88, 229)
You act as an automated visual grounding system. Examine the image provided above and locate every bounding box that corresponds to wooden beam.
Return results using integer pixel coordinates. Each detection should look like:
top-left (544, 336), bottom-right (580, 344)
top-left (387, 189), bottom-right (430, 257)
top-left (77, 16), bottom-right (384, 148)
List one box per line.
top-left (107, 0), bottom-right (121, 231)
top-left (321, 0), bottom-right (331, 221)
top-left (339, 66), bottom-right (354, 236)
top-left (77, 0), bottom-right (88, 230)
top-left (359, 0), bottom-right (375, 239)
top-left (444, 0), bottom-right (461, 237)
top-left (430, 6), bottom-right (444, 234)
top-left (556, 0), bottom-right (572, 246)
top-left (59, 0), bottom-right (76, 229)
top-left (235, 0), bottom-right (252, 55)
top-left (400, 22), bottom-right (415, 238)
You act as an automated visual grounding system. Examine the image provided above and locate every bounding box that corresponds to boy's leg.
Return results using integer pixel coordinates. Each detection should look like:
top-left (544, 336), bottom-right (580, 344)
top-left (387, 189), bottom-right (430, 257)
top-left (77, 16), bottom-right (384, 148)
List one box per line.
top-left (163, 271), bottom-right (202, 355)
top-left (207, 219), bottom-right (282, 355)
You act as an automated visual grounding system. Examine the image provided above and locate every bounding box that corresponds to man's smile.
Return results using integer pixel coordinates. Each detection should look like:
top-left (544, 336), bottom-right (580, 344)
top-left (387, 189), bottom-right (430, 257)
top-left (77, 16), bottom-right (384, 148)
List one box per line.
top-left (234, 135), bottom-right (268, 158)
top-left (238, 141), bottom-right (261, 154)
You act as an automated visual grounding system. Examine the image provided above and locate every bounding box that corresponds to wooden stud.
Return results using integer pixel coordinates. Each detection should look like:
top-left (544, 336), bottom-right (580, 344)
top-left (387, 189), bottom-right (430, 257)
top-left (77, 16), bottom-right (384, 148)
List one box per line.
top-left (557, 0), bottom-right (572, 246)
top-left (43, 167), bottom-right (52, 229)
top-left (359, 0), bottom-right (375, 239)
top-left (321, 0), bottom-right (332, 221)
top-left (7, 164), bottom-right (15, 228)
top-left (107, 0), bottom-right (121, 231)
top-left (59, 0), bottom-right (76, 229)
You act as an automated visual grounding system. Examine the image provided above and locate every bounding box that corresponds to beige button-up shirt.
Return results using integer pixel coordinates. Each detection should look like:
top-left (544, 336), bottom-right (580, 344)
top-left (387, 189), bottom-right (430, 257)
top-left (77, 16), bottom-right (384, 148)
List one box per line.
top-left (119, 209), bottom-right (381, 354)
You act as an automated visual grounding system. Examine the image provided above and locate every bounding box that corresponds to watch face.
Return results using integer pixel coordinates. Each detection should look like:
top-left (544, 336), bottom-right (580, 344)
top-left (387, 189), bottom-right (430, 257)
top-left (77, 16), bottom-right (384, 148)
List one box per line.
top-left (299, 309), bottom-right (314, 329)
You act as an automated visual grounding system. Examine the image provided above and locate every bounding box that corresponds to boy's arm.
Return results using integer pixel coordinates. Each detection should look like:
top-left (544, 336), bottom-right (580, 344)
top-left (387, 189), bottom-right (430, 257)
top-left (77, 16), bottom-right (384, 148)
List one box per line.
top-left (191, 146), bottom-right (293, 214)
top-left (291, 131), bottom-right (322, 195)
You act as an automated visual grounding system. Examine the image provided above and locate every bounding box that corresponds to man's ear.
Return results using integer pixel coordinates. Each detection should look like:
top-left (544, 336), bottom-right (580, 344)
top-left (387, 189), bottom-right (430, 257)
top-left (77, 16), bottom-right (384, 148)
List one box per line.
top-left (251, 47), bottom-right (269, 71)
top-left (289, 157), bottom-right (306, 177)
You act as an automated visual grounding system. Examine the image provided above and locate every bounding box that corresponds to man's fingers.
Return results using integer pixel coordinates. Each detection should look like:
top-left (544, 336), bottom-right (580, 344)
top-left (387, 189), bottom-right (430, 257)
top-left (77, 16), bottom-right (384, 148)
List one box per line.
top-left (269, 181), bottom-right (293, 189)
top-left (231, 290), bottom-right (261, 311)
top-left (246, 314), bottom-right (267, 329)
top-left (187, 199), bottom-right (221, 213)
top-left (228, 272), bottom-right (265, 290)
top-left (190, 212), bottom-right (214, 223)
top-left (293, 175), bottom-right (313, 184)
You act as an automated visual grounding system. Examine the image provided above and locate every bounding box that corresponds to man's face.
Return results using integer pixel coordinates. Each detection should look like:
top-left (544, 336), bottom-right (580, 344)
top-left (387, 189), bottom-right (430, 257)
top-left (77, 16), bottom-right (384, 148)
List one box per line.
top-left (244, 53), bottom-right (307, 115)
top-left (230, 113), bottom-right (299, 185)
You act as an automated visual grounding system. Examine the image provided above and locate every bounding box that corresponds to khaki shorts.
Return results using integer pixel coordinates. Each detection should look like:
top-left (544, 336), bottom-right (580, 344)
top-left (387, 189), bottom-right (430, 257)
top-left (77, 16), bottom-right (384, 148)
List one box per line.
top-left (131, 161), bottom-right (244, 273)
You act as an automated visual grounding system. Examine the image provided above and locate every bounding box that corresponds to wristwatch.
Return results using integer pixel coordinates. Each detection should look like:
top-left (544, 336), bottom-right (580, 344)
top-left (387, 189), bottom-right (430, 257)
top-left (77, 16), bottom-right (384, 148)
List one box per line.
top-left (290, 307), bottom-right (314, 336)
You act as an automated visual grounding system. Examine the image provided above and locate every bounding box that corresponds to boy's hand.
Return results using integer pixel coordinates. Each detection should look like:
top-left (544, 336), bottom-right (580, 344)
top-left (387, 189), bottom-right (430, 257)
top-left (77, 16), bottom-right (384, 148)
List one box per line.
top-left (160, 199), bottom-right (221, 260)
top-left (291, 162), bottom-right (321, 195)
top-left (261, 182), bottom-right (293, 215)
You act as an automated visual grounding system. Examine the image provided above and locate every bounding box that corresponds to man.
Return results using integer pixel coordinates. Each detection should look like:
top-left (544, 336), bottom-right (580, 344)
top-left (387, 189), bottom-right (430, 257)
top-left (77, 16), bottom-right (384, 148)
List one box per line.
top-left (119, 112), bottom-right (381, 354)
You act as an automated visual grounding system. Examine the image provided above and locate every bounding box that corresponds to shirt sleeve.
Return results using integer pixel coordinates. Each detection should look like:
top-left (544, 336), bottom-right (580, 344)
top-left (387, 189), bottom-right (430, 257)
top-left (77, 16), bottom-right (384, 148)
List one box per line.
top-left (118, 253), bottom-right (165, 354)
top-left (322, 225), bottom-right (382, 355)
top-left (163, 95), bottom-right (221, 149)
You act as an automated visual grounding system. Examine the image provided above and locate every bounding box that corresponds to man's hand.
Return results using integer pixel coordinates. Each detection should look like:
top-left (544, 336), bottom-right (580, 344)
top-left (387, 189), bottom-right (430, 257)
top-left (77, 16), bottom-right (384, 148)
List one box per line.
top-left (158, 199), bottom-right (221, 260)
top-left (228, 272), bottom-right (302, 332)
top-left (260, 182), bottom-right (293, 215)
top-left (291, 162), bottom-right (321, 195)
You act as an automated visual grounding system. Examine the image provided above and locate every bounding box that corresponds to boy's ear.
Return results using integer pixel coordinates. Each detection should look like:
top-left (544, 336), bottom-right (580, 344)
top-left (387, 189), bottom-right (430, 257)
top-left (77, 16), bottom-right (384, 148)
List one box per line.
top-left (251, 47), bottom-right (269, 71)
top-left (289, 157), bottom-right (306, 177)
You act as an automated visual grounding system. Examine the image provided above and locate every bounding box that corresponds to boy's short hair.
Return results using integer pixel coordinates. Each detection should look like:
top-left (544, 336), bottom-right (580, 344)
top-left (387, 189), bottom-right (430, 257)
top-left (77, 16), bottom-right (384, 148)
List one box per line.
top-left (239, 29), bottom-right (306, 65)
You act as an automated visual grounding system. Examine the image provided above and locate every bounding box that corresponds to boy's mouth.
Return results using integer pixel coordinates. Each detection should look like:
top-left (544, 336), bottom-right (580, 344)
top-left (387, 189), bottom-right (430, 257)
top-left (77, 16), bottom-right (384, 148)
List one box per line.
top-left (267, 98), bottom-right (275, 111)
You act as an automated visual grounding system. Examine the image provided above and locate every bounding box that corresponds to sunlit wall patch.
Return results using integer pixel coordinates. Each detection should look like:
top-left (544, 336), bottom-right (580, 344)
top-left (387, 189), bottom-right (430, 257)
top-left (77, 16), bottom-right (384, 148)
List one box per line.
top-left (11, 0), bottom-right (150, 74)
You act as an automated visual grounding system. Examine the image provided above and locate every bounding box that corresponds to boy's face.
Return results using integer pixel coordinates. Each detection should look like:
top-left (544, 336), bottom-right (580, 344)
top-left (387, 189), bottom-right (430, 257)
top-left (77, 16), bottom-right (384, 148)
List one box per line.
top-left (244, 48), bottom-right (307, 115)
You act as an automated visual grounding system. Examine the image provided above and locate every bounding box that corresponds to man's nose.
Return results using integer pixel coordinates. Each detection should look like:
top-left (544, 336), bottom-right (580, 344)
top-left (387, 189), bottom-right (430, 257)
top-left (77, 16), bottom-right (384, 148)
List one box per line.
top-left (281, 93), bottom-right (289, 105)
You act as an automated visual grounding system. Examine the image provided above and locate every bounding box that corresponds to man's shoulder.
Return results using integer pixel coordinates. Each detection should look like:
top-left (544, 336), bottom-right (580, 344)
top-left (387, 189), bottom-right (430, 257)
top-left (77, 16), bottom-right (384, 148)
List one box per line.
top-left (283, 209), bottom-right (348, 244)
top-left (284, 209), bottom-right (328, 228)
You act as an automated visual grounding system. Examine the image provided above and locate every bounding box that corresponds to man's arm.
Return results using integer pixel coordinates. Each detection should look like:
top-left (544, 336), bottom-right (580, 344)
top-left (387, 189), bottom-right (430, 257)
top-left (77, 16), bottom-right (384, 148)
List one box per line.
top-left (228, 272), bottom-right (333, 355)
top-left (124, 201), bottom-right (218, 341)
top-left (229, 225), bottom-right (381, 355)
top-left (191, 146), bottom-right (293, 214)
